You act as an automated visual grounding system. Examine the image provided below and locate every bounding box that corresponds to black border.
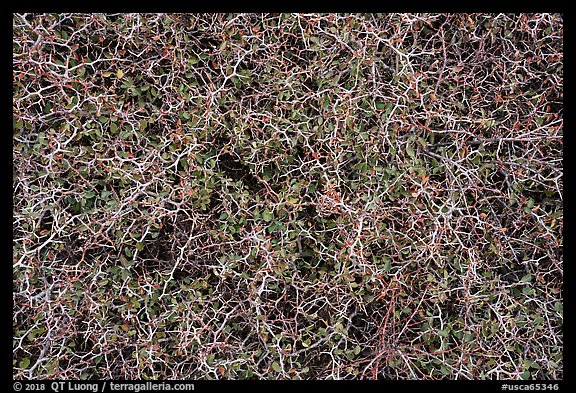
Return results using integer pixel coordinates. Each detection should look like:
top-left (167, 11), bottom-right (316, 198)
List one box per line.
top-left (8, 7), bottom-right (567, 390)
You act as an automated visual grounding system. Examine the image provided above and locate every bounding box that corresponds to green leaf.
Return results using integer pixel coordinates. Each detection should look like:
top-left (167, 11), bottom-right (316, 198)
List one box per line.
top-left (102, 71), bottom-right (112, 77)
top-left (271, 361), bottom-right (282, 372)
top-left (406, 145), bottom-right (415, 158)
top-left (19, 358), bottom-right (31, 369)
top-left (520, 274), bottom-right (533, 283)
top-left (535, 117), bottom-right (544, 126)
top-left (45, 360), bottom-right (59, 375)
top-left (28, 327), bottom-right (46, 342)
top-left (464, 332), bottom-right (475, 342)
top-left (523, 359), bottom-right (536, 369)
top-left (136, 242), bottom-right (144, 252)
top-left (262, 210), bottom-right (273, 222)
top-left (383, 257), bottom-right (391, 273)
top-left (117, 69), bottom-right (124, 79)
top-left (131, 297), bottom-right (141, 308)
top-left (522, 286), bottom-right (534, 296)
top-left (554, 302), bottom-right (563, 313)
top-left (125, 247), bottom-right (133, 258)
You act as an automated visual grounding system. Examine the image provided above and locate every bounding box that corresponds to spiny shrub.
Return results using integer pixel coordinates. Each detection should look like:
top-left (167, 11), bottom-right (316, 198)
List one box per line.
top-left (13, 13), bottom-right (562, 380)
